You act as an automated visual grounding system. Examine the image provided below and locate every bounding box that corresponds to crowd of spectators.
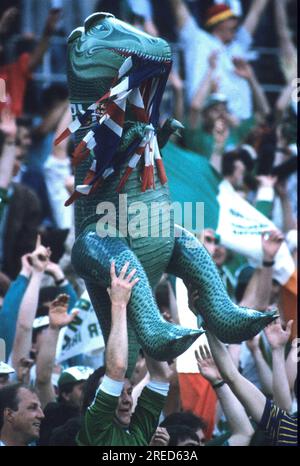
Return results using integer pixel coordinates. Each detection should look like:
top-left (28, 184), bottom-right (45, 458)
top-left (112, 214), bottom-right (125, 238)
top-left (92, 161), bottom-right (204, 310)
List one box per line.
top-left (0, 0), bottom-right (297, 447)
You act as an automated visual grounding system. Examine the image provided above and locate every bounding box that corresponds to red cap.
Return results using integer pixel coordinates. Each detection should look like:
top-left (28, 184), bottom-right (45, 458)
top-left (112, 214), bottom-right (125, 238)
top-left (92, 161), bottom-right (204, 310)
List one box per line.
top-left (205, 4), bottom-right (236, 29)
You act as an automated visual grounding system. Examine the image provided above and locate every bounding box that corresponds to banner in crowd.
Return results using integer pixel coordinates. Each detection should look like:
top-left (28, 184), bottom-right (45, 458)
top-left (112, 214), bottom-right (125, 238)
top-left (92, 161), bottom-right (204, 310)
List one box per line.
top-left (56, 290), bottom-right (105, 363)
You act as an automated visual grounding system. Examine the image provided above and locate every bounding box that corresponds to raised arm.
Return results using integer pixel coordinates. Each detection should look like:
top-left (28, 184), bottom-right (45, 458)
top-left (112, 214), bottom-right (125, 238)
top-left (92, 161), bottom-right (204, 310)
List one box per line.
top-left (167, 71), bottom-right (184, 123)
top-left (285, 341), bottom-right (297, 393)
top-left (246, 335), bottom-right (273, 395)
top-left (207, 331), bottom-right (297, 445)
top-left (144, 354), bottom-right (172, 384)
top-left (264, 318), bottom-right (293, 412)
top-left (77, 262), bottom-right (139, 445)
top-left (275, 83), bottom-right (294, 117)
top-left (206, 330), bottom-right (267, 423)
top-left (239, 230), bottom-right (284, 310)
top-left (0, 254), bottom-right (32, 360)
top-left (195, 343), bottom-right (254, 446)
top-left (169, 0), bottom-right (191, 31)
top-left (45, 261), bottom-right (78, 311)
top-left (233, 59), bottom-right (270, 117)
top-left (11, 236), bottom-right (51, 370)
top-left (106, 261), bottom-right (139, 381)
top-left (0, 7), bottom-right (18, 35)
top-left (52, 105), bottom-right (72, 159)
top-left (32, 99), bottom-right (69, 140)
top-left (274, 0), bottom-right (296, 69)
top-left (189, 51), bottom-right (218, 128)
top-left (28, 10), bottom-right (60, 73)
top-left (242, 0), bottom-right (270, 37)
top-left (35, 294), bottom-right (78, 409)
top-left (253, 230), bottom-right (283, 309)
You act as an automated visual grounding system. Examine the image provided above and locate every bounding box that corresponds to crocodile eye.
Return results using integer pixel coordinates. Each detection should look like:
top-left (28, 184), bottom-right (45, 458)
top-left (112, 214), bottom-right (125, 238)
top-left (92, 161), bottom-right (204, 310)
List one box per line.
top-left (96, 24), bottom-right (107, 32)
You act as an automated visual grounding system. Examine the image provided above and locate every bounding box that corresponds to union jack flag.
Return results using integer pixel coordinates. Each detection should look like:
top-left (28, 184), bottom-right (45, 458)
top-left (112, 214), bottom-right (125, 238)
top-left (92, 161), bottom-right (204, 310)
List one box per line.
top-left (55, 54), bottom-right (172, 206)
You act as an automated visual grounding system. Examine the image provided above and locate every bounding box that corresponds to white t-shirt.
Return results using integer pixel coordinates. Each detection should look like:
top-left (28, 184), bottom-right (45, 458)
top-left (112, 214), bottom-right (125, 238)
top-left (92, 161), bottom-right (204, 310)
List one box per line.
top-left (44, 155), bottom-right (74, 230)
top-left (179, 16), bottom-right (253, 120)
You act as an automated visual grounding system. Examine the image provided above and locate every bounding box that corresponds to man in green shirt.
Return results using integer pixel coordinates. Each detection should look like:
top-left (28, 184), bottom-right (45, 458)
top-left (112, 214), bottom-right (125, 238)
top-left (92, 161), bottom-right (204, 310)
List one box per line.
top-left (77, 261), bottom-right (171, 446)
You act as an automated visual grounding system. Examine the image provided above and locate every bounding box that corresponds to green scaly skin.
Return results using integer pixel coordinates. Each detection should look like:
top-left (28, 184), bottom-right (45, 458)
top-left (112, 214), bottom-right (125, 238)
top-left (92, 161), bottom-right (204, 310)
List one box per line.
top-left (67, 13), bottom-right (277, 374)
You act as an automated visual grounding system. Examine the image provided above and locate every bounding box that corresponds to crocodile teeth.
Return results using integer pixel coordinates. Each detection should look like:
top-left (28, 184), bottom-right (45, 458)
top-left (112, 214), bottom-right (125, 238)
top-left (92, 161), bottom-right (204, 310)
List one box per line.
top-left (114, 47), bottom-right (170, 63)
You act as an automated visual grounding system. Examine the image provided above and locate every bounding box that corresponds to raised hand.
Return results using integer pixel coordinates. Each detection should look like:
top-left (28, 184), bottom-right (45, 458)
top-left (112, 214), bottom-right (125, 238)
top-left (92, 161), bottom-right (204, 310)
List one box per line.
top-left (16, 357), bottom-right (35, 384)
top-left (195, 344), bottom-right (222, 385)
top-left (149, 427), bottom-right (170, 446)
top-left (0, 108), bottom-right (17, 142)
top-left (264, 318), bottom-right (293, 350)
top-left (29, 234), bottom-right (51, 273)
top-left (261, 230), bottom-right (284, 261)
top-left (45, 261), bottom-right (65, 283)
top-left (246, 334), bottom-right (260, 353)
top-left (49, 294), bottom-right (79, 330)
top-left (0, 7), bottom-right (19, 34)
top-left (168, 70), bottom-right (184, 93)
top-left (233, 57), bottom-right (254, 80)
top-left (20, 253), bottom-right (33, 277)
top-left (107, 261), bottom-right (139, 307)
top-left (212, 118), bottom-right (229, 146)
top-left (43, 9), bottom-right (60, 36)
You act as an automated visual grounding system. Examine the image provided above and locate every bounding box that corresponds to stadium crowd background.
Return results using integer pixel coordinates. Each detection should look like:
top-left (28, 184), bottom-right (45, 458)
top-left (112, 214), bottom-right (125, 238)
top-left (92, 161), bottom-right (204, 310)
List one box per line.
top-left (0, 0), bottom-right (297, 447)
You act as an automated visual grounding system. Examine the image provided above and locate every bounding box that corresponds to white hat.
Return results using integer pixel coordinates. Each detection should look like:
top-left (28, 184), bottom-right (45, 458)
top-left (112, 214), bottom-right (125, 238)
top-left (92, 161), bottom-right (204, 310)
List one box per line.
top-left (33, 315), bottom-right (50, 329)
top-left (0, 361), bottom-right (15, 374)
top-left (58, 366), bottom-right (94, 388)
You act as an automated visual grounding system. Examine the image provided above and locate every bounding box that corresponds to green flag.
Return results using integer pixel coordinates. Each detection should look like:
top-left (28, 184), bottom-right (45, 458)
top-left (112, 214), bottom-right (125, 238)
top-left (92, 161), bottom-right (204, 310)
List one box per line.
top-left (162, 141), bottom-right (221, 230)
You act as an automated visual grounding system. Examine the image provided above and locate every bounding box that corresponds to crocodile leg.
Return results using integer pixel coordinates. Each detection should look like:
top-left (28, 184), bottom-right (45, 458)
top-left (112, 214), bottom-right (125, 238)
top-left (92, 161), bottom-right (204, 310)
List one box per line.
top-left (71, 225), bottom-right (203, 369)
top-left (166, 225), bottom-right (278, 343)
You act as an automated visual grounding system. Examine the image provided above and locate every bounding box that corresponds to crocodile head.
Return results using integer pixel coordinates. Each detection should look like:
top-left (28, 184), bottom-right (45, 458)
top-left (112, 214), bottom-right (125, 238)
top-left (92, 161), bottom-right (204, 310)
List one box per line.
top-left (67, 12), bottom-right (172, 103)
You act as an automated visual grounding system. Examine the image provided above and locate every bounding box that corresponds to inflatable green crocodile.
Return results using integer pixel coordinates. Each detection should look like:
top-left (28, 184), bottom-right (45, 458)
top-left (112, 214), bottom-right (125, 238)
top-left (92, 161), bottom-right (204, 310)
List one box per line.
top-left (58, 13), bottom-right (276, 374)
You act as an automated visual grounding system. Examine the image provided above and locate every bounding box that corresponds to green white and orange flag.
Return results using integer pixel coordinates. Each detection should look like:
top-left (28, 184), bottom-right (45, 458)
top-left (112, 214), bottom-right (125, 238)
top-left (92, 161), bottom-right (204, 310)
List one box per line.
top-left (162, 141), bottom-right (297, 334)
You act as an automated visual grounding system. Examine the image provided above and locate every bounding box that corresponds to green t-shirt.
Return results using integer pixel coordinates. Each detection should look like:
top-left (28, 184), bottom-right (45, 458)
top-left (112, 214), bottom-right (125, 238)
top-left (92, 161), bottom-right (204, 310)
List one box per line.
top-left (77, 386), bottom-right (166, 446)
top-left (183, 117), bottom-right (256, 160)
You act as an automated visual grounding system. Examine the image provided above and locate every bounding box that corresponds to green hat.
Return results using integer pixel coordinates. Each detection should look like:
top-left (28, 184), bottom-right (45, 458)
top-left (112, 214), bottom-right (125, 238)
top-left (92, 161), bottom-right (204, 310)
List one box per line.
top-left (58, 366), bottom-right (94, 389)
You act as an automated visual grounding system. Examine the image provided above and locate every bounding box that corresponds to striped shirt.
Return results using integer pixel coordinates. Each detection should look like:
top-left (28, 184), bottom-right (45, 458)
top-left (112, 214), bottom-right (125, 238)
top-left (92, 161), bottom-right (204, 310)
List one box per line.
top-left (259, 398), bottom-right (298, 446)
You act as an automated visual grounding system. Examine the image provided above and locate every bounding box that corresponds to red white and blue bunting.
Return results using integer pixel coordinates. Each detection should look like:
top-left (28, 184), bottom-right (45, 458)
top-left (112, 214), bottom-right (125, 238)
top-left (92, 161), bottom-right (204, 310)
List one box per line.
top-left (55, 54), bottom-right (171, 205)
